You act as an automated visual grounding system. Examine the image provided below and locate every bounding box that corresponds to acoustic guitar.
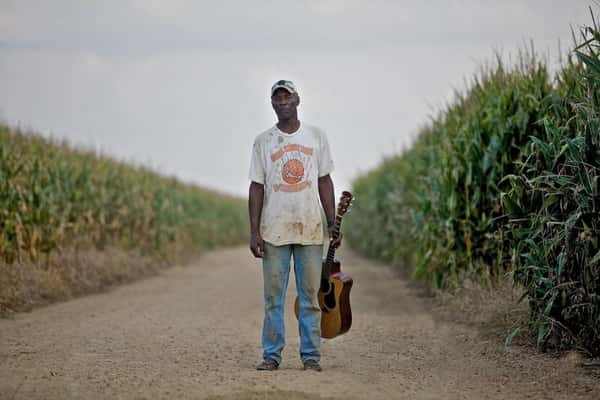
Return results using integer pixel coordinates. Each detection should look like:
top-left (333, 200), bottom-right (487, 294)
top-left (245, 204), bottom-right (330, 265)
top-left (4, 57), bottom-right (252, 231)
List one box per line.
top-left (294, 191), bottom-right (353, 339)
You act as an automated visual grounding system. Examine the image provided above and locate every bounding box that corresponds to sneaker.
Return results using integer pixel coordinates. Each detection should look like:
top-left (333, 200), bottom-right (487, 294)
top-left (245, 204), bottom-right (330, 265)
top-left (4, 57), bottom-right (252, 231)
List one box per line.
top-left (303, 359), bottom-right (322, 372)
top-left (256, 358), bottom-right (279, 371)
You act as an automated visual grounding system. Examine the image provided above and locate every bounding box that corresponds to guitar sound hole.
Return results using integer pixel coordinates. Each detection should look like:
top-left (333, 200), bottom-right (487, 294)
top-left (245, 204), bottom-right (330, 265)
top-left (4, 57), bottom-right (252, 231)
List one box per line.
top-left (324, 288), bottom-right (336, 309)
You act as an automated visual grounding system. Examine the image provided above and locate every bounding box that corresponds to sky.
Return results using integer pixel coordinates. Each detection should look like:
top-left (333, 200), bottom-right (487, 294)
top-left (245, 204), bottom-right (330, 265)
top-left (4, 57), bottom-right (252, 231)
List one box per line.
top-left (0, 1), bottom-right (593, 196)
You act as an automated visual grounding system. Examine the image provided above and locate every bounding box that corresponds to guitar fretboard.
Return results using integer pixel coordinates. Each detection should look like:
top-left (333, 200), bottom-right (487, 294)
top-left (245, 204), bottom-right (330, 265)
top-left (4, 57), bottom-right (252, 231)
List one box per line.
top-left (323, 215), bottom-right (343, 278)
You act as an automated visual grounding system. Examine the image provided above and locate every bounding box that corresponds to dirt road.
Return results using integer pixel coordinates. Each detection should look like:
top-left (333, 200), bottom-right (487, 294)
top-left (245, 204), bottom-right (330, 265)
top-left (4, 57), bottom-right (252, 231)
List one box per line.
top-left (1, 246), bottom-right (598, 400)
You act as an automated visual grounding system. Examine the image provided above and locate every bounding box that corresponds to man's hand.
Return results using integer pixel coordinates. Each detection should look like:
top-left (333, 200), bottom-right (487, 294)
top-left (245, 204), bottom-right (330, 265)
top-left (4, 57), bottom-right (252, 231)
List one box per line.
top-left (249, 181), bottom-right (265, 258)
top-left (328, 226), bottom-right (343, 249)
top-left (250, 232), bottom-right (265, 258)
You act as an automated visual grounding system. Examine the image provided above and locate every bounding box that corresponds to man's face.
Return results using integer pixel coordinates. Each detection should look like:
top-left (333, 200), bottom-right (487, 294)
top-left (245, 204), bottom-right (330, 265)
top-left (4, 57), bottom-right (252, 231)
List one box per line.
top-left (271, 88), bottom-right (299, 120)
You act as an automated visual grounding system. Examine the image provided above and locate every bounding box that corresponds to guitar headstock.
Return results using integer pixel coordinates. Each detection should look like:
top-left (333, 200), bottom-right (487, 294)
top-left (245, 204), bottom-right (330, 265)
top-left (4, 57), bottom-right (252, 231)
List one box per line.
top-left (337, 191), bottom-right (353, 217)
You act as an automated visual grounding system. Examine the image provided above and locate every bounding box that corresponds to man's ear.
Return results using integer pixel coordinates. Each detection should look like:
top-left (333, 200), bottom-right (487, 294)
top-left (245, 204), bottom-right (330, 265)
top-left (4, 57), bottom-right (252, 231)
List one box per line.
top-left (295, 94), bottom-right (301, 106)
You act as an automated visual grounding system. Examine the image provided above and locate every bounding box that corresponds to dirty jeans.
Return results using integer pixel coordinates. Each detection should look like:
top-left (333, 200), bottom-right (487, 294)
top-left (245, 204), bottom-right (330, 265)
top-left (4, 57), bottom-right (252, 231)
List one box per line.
top-left (261, 241), bottom-right (322, 364)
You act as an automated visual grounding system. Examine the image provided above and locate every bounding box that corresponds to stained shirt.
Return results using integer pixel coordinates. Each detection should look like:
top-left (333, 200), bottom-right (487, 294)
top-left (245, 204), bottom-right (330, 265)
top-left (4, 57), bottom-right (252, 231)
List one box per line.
top-left (249, 122), bottom-right (334, 246)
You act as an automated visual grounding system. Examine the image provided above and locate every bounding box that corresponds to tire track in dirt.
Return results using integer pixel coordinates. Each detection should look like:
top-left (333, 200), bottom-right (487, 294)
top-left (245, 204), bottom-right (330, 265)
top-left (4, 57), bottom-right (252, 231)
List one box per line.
top-left (0, 246), bottom-right (598, 399)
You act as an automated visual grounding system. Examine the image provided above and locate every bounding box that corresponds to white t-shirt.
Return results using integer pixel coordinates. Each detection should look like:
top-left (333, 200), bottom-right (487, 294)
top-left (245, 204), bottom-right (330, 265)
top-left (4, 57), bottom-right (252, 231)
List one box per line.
top-left (249, 122), bottom-right (334, 246)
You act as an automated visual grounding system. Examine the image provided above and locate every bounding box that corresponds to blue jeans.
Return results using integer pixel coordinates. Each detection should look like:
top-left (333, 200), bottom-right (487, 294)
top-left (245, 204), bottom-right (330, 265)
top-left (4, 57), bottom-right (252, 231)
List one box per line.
top-left (262, 241), bottom-right (323, 364)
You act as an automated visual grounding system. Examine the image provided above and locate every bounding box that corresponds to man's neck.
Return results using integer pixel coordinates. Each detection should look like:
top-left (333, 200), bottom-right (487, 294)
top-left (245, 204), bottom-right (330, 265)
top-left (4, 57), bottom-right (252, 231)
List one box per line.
top-left (277, 118), bottom-right (300, 134)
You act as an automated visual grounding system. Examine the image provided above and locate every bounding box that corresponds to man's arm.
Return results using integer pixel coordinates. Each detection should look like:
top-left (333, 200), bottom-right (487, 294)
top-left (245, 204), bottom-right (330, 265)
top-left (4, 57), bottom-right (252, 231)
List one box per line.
top-left (318, 174), bottom-right (342, 248)
top-left (249, 181), bottom-right (265, 257)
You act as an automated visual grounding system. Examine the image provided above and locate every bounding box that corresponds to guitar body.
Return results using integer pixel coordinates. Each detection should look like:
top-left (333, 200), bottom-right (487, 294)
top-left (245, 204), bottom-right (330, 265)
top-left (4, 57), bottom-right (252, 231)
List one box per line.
top-left (294, 190), bottom-right (354, 339)
top-left (294, 259), bottom-right (353, 339)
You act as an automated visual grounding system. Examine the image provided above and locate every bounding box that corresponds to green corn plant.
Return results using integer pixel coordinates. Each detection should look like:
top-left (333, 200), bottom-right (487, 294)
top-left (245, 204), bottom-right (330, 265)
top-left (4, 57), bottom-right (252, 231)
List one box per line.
top-left (0, 124), bottom-right (248, 267)
top-left (346, 8), bottom-right (600, 355)
top-left (504, 13), bottom-right (600, 354)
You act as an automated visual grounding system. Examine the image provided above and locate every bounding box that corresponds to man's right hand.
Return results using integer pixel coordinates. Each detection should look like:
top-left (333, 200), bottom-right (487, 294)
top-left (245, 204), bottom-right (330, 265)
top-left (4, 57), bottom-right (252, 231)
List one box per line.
top-left (250, 232), bottom-right (265, 258)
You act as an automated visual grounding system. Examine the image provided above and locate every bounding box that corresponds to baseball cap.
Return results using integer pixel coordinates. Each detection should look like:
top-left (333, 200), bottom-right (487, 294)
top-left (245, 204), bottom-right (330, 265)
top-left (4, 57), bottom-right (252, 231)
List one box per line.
top-left (271, 80), bottom-right (297, 96)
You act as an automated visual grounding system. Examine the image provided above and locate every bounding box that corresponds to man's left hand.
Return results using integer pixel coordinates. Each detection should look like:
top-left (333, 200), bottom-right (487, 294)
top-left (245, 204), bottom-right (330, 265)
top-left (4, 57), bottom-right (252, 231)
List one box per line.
top-left (328, 226), bottom-right (343, 249)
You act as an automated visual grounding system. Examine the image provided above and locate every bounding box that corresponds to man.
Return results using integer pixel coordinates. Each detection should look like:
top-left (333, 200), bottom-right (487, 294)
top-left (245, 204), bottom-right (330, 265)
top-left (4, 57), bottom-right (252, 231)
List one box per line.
top-left (248, 80), bottom-right (341, 372)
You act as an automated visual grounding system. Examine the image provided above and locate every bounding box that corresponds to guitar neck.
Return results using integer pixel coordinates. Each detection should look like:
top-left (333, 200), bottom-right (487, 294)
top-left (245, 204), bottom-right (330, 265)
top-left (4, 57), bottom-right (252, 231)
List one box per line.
top-left (323, 215), bottom-right (343, 279)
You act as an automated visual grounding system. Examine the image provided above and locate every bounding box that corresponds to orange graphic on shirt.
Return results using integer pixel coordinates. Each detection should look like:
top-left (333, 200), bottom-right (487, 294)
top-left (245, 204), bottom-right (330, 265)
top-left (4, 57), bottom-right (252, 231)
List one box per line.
top-left (270, 143), bottom-right (313, 193)
top-left (270, 144), bottom-right (313, 162)
top-left (282, 159), bottom-right (304, 184)
top-left (274, 181), bottom-right (312, 192)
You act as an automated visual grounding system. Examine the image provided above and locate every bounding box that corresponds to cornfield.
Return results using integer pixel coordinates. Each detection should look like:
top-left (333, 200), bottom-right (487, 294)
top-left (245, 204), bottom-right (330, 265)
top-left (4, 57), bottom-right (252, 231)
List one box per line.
top-left (346, 13), bottom-right (600, 354)
top-left (0, 124), bottom-right (248, 311)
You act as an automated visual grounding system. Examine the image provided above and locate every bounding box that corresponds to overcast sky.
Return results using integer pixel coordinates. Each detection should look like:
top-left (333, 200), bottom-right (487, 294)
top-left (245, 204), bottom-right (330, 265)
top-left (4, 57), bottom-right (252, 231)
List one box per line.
top-left (0, 1), bottom-right (592, 196)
